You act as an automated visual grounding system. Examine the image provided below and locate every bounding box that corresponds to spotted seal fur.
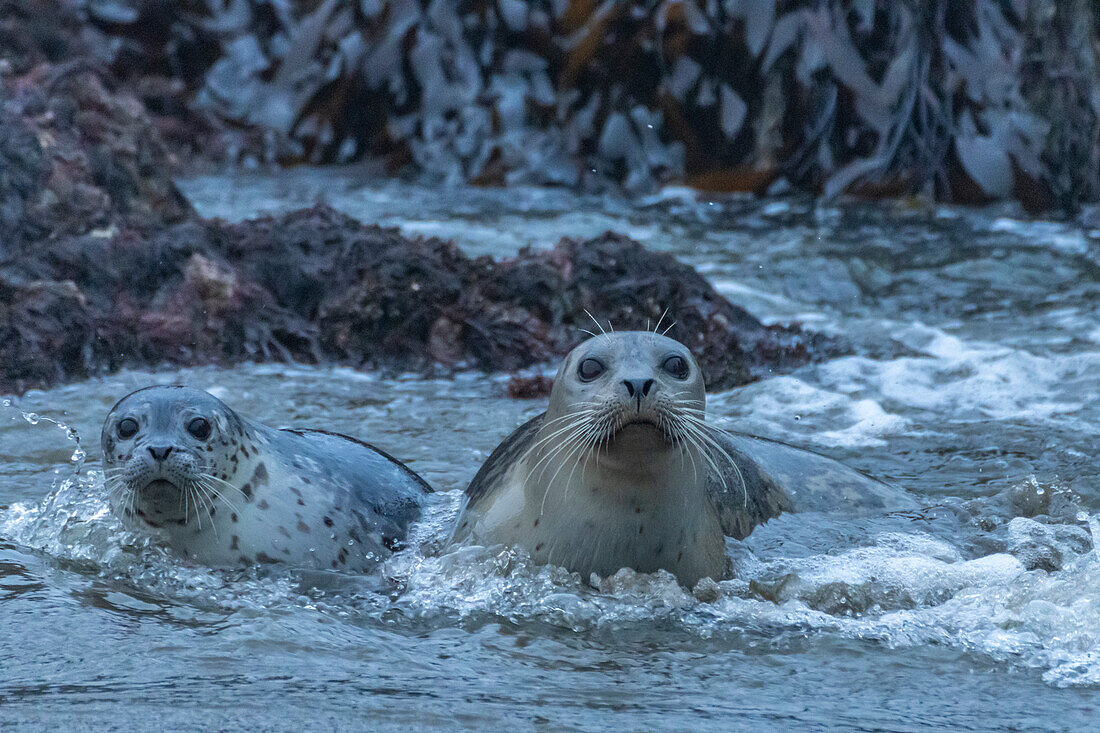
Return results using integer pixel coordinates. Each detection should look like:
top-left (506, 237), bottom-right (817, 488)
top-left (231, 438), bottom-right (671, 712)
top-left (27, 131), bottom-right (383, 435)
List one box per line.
top-left (451, 331), bottom-right (909, 587)
top-left (102, 385), bottom-right (432, 571)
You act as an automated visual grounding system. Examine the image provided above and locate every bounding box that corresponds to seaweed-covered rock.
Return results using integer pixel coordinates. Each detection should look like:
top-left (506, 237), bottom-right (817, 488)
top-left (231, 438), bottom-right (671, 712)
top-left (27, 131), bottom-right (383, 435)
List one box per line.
top-left (0, 64), bottom-right (192, 247)
top-left (0, 205), bottom-right (840, 393)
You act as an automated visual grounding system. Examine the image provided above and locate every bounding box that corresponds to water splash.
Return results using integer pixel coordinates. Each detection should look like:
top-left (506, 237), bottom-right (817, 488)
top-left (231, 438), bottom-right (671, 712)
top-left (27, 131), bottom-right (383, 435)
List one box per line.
top-left (2, 396), bottom-right (87, 471)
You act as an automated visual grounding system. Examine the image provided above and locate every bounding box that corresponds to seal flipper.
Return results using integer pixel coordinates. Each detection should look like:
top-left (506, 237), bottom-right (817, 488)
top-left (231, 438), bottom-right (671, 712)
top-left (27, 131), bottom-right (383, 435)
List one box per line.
top-left (704, 430), bottom-right (917, 538)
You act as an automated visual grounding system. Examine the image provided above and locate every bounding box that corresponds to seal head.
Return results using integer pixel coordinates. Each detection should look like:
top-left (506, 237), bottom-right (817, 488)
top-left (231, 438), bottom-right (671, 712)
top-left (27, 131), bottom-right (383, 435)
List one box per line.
top-left (102, 386), bottom-right (244, 528)
top-left (545, 330), bottom-right (706, 462)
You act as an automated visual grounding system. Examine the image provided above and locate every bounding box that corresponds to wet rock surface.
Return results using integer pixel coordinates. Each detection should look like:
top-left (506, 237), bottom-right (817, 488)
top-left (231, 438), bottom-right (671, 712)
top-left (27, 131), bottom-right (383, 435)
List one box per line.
top-left (1, 204), bottom-right (840, 394)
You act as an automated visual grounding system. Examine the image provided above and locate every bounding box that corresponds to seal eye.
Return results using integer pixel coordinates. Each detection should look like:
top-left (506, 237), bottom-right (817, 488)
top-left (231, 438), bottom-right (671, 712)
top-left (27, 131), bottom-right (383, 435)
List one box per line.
top-left (577, 358), bottom-right (605, 382)
top-left (187, 417), bottom-right (212, 441)
top-left (117, 418), bottom-right (138, 439)
top-left (662, 355), bottom-right (690, 379)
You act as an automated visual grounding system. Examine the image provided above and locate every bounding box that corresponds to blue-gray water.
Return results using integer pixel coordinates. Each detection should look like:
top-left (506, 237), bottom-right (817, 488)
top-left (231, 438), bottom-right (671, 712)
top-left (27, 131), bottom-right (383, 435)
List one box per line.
top-left (3, 172), bottom-right (1100, 730)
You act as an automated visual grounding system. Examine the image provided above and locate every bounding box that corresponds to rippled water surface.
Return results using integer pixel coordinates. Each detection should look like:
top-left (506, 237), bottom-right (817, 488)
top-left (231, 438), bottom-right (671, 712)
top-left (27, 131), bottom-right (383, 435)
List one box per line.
top-left (4, 171), bottom-right (1100, 729)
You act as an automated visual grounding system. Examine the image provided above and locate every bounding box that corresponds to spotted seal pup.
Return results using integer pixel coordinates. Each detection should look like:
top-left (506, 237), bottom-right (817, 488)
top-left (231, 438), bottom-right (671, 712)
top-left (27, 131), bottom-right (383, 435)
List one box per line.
top-left (102, 385), bottom-right (432, 570)
top-left (451, 331), bottom-right (910, 587)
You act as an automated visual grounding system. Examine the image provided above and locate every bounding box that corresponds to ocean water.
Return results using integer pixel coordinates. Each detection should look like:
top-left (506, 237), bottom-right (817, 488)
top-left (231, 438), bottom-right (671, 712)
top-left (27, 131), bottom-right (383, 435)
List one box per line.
top-left (2, 172), bottom-right (1099, 730)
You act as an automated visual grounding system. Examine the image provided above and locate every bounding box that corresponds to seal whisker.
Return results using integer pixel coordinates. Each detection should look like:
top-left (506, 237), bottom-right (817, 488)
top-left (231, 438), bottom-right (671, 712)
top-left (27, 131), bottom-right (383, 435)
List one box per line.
top-left (196, 475), bottom-right (242, 515)
top-left (529, 415), bottom-right (595, 485)
top-left (677, 415), bottom-right (748, 507)
top-left (653, 307), bottom-right (669, 334)
top-left (537, 425), bottom-right (593, 516)
top-left (189, 481), bottom-right (215, 534)
top-left (543, 420), bottom-right (600, 512)
top-left (583, 309), bottom-right (606, 335)
top-left (197, 472), bottom-right (248, 502)
top-left (519, 413), bottom-right (600, 470)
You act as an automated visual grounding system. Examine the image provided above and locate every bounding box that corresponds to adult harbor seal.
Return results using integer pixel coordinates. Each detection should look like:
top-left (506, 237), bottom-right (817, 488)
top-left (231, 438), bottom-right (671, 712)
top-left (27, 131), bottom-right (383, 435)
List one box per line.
top-left (451, 331), bottom-right (907, 587)
top-left (102, 385), bottom-right (432, 571)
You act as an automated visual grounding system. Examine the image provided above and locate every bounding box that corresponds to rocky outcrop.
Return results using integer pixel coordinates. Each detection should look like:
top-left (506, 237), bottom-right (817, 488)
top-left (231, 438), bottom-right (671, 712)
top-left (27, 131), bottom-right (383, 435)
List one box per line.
top-left (1, 205), bottom-right (839, 393)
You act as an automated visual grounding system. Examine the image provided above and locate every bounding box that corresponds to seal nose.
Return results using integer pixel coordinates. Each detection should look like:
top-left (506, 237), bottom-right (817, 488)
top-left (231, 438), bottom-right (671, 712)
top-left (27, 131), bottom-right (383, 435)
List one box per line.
top-left (147, 445), bottom-right (173, 462)
top-left (622, 379), bottom-right (655, 399)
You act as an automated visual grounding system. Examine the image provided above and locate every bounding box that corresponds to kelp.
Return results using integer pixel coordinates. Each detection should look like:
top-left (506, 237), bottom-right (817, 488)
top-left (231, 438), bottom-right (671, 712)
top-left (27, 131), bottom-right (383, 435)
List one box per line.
top-left (17, 1), bottom-right (1100, 210)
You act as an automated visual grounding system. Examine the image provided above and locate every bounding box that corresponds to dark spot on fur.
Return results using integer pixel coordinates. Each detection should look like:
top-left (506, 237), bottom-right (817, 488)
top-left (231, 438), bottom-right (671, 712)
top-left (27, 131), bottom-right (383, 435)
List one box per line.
top-left (677, 551), bottom-right (683, 561)
top-left (297, 520), bottom-right (310, 533)
top-left (349, 528), bottom-right (362, 543)
top-left (252, 463), bottom-right (268, 485)
top-left (535, 543), bottom-right (544, 551)
top-left (258, 499), bottom-right (270, 510)
top-left (256, 552), bottom-right (279, 564)
top-left (323, 516), bottom-right (334, 527)
top-left (634, 506), bottom-right (641, 514)
top-left (278, 526), bottom-right (291, 538)
top-left (282, 548), bottom-right (290, 555)
top-left (533, 518), bottom-right (539, 527)
top-left (290, 487), bottom-right (302, 497)
top-left (209, 506), bottom-right (216, 516)
top-left (639, 525), bottom-right (644, 534)
top-left (241, 446), bottom-right (249, 458)
top-left (241, 484), bottom-right (253, 500)
top-left (382, 535), bottom-right (399, 552)
top-left (231, 513), bottom-right (238, 523)
top-left (220, 473), bottom-right (227, 480)
top-left (655, 544), bottom-right (664, 555)
top-left (297, 498), bottom-right (305, 506)
top-left (331, 560), bottom-right (338, 569)
top-left (230, 535), bottom-right (239, 550)
top-left (302, 477), bottom-right (311, 485)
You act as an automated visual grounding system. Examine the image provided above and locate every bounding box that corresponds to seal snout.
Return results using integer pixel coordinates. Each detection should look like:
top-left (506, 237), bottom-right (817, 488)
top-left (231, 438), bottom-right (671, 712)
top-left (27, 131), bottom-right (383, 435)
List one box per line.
top-left (147, 445), bottom-right (174, 461)
top-left (621, 377), bottom-right (655, 410)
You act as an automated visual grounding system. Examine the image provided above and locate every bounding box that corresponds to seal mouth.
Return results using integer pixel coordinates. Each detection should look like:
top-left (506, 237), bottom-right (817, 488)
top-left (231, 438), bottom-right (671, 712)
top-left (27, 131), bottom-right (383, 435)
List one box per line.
top-left (131, 479), bottom-right (187, 527)
top-left (139, 478), bottom-right (181, 496)
top-left (608, 416), bottom-right (676, 446)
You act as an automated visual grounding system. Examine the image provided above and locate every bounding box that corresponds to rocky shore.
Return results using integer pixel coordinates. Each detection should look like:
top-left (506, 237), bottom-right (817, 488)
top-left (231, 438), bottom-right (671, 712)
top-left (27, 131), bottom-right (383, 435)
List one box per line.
top-left (1, 54), bottom-right (837, 394)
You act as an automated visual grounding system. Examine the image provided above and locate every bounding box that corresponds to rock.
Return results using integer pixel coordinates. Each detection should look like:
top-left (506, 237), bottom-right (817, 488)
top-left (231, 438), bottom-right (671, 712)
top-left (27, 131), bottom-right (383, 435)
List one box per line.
top-left (0, 64), bottom-right (192, 248)
top-left (507, 375), bottom-right (554, 399)
top-left (0, 205), bottom-right (843, 393)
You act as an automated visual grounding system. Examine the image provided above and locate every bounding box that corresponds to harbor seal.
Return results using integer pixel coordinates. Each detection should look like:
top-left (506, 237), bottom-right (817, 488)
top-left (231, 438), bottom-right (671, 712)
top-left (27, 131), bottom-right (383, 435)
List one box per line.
top-left (451, 331), bottom-right (908, 587)
top-left (102, 385), bottom-right (432, 571)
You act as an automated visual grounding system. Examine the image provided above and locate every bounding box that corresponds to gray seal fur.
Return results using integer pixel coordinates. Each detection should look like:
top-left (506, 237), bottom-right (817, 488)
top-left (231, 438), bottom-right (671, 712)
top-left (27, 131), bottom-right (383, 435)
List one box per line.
top-left (451, 331), bottom-right (907, 586)
top-left (102, 385), bottom-right (432, 570)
